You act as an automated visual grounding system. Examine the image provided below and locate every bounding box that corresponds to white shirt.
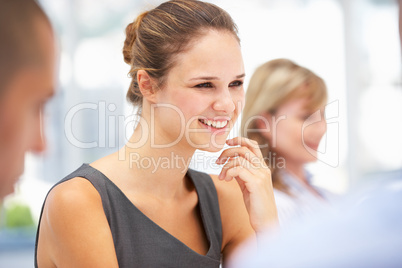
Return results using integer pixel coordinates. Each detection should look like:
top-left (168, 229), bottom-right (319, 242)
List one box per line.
top-left (274, 170), bottom-right (335, 227)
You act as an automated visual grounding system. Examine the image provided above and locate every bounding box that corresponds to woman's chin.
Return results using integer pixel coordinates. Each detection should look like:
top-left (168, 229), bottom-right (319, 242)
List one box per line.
top-left (304, 155), bottom-right (319, 163)
top-left (196, 143), bottom-right (226, 153)
top-left (188, 135), bottom-right (229, 152)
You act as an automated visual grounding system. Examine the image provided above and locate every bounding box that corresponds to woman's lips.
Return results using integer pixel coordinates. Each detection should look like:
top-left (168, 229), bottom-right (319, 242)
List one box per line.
top-left (198, 118), bottom-right (229, 129)
top-left (304, 142), bottom-right (319, 151)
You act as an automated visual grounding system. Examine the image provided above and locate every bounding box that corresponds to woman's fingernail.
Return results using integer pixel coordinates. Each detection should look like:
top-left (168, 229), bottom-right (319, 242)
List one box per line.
top-left (219, 157), bottom-right (228, 163)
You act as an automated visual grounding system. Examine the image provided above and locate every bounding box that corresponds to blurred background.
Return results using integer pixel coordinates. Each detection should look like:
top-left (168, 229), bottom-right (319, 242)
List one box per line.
top-left (0, 0), bottom-right (401, 267)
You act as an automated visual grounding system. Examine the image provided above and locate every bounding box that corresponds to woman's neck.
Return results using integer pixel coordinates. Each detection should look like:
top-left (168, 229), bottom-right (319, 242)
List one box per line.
top-left (284, 160), bottom-right (325, 199)
top-left (284, 161), bottom-right (306, 184)
top-left (117, 117), bottom-right (196, 200)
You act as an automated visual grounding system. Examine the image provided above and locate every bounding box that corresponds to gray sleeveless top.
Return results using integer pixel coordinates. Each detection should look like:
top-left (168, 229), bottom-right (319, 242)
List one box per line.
top-left (35, 164), bottom-right (222, 267)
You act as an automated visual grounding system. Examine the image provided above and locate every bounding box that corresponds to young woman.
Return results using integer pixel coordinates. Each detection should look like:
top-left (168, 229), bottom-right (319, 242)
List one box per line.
top-left (241, 58), bottom-right (332, 225)
top-left (35, 1), bottom-right (277, 267)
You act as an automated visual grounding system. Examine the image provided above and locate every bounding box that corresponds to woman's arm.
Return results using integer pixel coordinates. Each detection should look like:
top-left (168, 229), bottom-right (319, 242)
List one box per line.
top-left (36, 178), bottom-right (119, 268)
top-left (212, 175), bottom-right (256, 265)
top-left (214, 137), bottom-right (279, 265)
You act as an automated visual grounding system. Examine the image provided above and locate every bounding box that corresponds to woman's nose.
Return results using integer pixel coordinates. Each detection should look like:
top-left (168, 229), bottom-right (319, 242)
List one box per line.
top-left (302, 109), bottom-right (327, 139)
top-left (212, 87), bottom-right (236, 114)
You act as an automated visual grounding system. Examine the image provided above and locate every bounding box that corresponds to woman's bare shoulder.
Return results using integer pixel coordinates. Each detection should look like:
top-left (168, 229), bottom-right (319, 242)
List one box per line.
top-left (208, 174), bottom-right (250, 224)
top-left (209, 174), bottom-right (242, 200)
top-left (38, 177), bottom-right (119, 267)
top-left (45, 177), bottom-right (101, 213)
top-left (209, 174), bottom-right (256, 262)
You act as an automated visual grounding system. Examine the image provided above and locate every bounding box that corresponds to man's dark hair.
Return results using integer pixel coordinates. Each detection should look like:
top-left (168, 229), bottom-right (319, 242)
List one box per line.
top-left (0, 0), bottom-right (51, 96)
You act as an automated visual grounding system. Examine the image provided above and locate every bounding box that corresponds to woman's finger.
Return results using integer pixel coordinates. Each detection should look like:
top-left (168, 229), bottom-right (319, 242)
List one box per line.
top-left (219, 156), bottom-right (258, 180)
top-left (216, 146), bottom-right (263, 167)
top-left (226, 137), bottom-right (264, 158)
top-left (224, 166), bottom-right (270, 189)
top-left (224, 165), bottom-right (253, 182)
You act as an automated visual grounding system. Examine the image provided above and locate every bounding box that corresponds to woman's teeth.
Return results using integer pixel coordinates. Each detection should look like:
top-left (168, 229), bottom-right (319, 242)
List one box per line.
top-left (199, 119), bottom-right (228, 129)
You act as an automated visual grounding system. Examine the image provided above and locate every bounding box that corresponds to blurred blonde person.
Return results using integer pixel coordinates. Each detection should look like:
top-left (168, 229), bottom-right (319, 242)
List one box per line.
top-left (241, 58), bottom-right (333, 225)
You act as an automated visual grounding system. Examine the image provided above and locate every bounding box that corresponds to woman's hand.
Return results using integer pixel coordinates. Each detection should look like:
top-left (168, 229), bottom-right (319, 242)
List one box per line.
top-left (216, 137), bottom-right (278, 232)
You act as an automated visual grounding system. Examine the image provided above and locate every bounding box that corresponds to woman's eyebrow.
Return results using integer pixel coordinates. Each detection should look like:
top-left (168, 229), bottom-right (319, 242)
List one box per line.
top-left (189, 73), bottom-right (245, 81)
top-left (190, 76), bottom-right (219, 81)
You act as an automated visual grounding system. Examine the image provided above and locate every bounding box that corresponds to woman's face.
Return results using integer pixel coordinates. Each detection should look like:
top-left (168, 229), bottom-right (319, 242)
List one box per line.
top-left (152, 30), bottom-right (245, 152)
top-left (267, 97), bottom-right (327, 166)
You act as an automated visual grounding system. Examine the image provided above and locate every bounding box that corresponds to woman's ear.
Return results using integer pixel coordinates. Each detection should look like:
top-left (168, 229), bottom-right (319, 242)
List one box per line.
top-left (137, 70), bottom-right (157, 103)
top-left (255, 112), bottom-right (272, 139)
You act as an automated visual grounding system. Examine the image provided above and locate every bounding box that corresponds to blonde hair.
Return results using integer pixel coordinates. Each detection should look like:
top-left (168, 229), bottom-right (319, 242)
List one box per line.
top-left (241, 58), bottom-right (327, 193)
top-left (123, 0), bottom-right (239, 111)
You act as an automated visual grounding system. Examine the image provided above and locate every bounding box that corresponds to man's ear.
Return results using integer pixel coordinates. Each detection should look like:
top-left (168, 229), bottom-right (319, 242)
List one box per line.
top-left (255, 112), bottom-right (272, 139)
top-left (137, 70), bottom-right (157, 103)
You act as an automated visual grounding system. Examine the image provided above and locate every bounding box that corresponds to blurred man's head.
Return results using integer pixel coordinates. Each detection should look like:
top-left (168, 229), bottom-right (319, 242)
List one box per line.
top-left (399, 0), bottom-right (402, 51)
top-left (0, 0), bottom-right (55, 200)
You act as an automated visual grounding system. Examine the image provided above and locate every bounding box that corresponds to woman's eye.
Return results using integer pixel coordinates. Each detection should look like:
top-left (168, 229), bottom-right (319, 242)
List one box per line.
top-left (229, 80), bottom-right (243, 87)
top-left (194, 82), bottom-right (213, 88)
